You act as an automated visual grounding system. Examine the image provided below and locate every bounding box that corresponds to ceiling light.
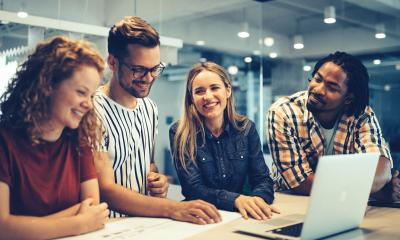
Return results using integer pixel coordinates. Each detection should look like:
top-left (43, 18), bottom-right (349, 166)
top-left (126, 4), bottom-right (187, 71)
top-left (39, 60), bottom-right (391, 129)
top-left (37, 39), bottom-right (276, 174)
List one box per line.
top-left (293, 35), bottom-right (304, 49)
top-left (17, 10), bottom-right (28, 18)
top-left (228, 65), bottom-right (239, 75)
top-left (237, 22), bottom-right (250, 38)
top-left (264, 37), bottom-right (274, 47)
top-left (384, 84), bottom-right (391, 92)
top-left (324, 6), bottom-right (336, 24)
top-left (395, 63), bottom-right (400, 70)
top-left (17, 3), bottom-right (28, 18)
top-left (303, 65), bottom-right (312, 72)
top-left (253, 50), bottom-right (261, 55)
top-left (195, 40), bottom-right (205, 46)
top-left (244, 57), bottom-right (252, 63)
top-left (199, 57), bottom-right (207, 62)
top-left (269, 52), bottom-right (278, 58)
top-left (373, 59), bottom-right (381, 65)
top-left (375, 24), bottom-right (386, 39)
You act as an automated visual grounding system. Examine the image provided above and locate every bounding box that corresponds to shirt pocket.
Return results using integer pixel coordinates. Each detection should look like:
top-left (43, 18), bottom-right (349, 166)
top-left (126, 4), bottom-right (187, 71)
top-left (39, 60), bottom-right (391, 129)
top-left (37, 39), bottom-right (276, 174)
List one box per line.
top-left (227, 150), bottom-right (248, 175)
top-left (196, 150), bottom-right (218, 185)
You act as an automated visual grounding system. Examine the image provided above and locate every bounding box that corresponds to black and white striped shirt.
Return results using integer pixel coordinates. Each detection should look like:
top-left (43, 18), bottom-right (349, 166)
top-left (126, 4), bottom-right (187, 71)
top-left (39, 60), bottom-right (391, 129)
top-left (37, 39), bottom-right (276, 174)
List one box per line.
top-left (94, 88), bottom-right (158, 217)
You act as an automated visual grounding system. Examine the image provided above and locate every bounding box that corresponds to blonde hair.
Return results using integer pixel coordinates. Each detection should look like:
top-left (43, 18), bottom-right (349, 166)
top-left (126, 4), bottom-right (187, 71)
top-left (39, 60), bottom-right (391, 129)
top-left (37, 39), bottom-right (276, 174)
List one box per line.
top-left (172, 62), bottom-right (248, 170)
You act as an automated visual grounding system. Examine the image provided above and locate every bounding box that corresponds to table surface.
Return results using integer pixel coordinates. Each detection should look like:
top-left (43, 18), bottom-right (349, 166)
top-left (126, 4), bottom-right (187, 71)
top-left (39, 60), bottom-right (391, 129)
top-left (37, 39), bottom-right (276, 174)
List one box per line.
top-left (187, 193), bottom-right (400, 240)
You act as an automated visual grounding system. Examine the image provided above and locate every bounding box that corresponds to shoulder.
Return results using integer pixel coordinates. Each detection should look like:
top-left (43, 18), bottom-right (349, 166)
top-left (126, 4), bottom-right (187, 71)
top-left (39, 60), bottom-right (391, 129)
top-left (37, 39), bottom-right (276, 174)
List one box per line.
top-left (268, 91), bottom-right (307, 121)
top-left (269, 91), bottom-right (307, 112)
top-left (169, 121), bottom-right (179, 135)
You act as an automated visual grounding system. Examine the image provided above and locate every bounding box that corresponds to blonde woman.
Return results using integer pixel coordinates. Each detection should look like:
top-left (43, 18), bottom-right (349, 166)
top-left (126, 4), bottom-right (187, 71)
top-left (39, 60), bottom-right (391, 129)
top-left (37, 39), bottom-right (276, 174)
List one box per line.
top-left (170, 62), bottom-right (279, 220)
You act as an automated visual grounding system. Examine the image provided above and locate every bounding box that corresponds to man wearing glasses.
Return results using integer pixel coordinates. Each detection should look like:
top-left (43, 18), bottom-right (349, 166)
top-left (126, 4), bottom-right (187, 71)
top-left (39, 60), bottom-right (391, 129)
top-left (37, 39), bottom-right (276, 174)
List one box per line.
top-left (94, 16), bottom-right (221, 224)
top-left (266, 52), bottom-right (399, 201)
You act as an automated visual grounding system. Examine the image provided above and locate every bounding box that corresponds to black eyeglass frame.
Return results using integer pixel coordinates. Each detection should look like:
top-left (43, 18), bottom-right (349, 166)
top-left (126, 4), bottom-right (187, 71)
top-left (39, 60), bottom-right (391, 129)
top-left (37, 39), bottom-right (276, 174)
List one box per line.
top-left (118, 60), bottom-right (166, 79)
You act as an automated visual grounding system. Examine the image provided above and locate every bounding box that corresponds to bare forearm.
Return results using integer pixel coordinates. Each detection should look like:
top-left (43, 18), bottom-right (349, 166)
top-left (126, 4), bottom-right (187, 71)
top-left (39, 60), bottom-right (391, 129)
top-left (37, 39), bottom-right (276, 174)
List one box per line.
top-left (0, 214), bottom-right (83, 240)
top-left (100, 183), bottom-right (175, 217)
top-left (44, 203), bottom-right (80, 219)
top-left (370, 156), bottom-right (391, 193)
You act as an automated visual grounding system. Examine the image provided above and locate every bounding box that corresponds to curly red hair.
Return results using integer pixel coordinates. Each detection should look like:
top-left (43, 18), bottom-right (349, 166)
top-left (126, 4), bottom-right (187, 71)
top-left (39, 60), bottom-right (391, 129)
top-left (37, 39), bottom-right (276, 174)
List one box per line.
top-left (0, 36), bottom-right (105, 148)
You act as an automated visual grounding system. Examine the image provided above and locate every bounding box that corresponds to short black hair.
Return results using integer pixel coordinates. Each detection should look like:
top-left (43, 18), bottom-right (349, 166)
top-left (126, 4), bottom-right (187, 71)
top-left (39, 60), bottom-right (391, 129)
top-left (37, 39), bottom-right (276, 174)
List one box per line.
top-left (312, 51), bottom-right (369, 117)
top-left (108, 16), bottom-right (160, 59)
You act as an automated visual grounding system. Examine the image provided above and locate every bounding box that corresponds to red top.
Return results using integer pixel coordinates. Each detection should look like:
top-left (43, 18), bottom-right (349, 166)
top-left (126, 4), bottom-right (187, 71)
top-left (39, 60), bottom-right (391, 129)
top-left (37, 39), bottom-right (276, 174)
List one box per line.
top-left (0, 127), bottom-right (97, 216)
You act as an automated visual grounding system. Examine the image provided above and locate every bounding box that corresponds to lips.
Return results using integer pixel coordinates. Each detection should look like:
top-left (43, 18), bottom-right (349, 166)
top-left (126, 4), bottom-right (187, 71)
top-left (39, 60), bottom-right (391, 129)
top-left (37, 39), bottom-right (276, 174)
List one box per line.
top-left (72, 109), bottom-right (85, 118)
top-left (309, 93), bottom-right (325, 105)
top-left (203, 102), bottom-right (218, 109)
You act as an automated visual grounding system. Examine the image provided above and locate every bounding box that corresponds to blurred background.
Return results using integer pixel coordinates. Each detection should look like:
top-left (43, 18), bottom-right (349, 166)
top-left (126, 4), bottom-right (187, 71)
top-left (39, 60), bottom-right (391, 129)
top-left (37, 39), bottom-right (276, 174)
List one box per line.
top-left (1, 0), bottom-right (399, 184)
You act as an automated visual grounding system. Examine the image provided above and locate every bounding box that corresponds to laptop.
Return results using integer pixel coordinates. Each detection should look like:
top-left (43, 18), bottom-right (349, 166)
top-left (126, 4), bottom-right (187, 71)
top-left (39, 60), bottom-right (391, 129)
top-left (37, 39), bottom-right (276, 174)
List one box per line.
top-left (236, 152), bottom-right (379, 240)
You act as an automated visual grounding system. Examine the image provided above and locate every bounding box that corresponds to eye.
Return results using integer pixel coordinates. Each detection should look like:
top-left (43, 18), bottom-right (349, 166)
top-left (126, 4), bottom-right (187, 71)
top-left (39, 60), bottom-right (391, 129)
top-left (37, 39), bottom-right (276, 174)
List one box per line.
top-left (77, 90), bottom-right (86, 96)
top-left (211, 86), bottom-right (220, 91)
top-left (194, 89), bottom-right (205, 95)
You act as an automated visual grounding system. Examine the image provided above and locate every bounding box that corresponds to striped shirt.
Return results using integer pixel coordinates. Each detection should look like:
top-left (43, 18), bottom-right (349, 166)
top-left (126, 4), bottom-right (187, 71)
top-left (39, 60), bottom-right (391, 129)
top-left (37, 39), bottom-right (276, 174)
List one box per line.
top-left (94, 88), bottom-right (158, 217)
top-left (266, 91), bottom-right (392, 191)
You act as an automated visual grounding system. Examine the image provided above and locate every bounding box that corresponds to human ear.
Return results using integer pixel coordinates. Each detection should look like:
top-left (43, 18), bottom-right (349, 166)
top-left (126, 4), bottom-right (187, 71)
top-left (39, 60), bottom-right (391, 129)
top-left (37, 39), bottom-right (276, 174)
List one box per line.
top-left (107, 55), bottom-right (118, 72)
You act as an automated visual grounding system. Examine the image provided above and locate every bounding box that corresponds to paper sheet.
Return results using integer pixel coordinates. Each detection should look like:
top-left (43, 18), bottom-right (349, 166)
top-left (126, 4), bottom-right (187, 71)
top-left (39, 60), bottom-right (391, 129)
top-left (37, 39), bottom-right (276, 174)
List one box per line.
top-left (60, 210), bottom-right (241, 240)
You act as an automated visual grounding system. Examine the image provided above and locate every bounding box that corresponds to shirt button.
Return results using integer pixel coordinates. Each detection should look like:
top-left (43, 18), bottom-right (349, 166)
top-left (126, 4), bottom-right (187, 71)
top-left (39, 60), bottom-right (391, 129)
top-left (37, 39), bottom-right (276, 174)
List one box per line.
top-left (217, 141), bottom-right (220, 144)
top-left (222, 174), bottom-right (226, 178)
top-left (240, 155), bottom-right (244, 159)
top-left (202, 157), bottom-right (205, 161)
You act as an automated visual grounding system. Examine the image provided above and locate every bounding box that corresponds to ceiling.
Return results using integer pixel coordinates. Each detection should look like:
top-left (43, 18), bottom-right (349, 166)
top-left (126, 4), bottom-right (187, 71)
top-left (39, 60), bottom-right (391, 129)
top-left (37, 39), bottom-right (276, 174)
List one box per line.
top-left (0, 0), bottom-right (399, 60)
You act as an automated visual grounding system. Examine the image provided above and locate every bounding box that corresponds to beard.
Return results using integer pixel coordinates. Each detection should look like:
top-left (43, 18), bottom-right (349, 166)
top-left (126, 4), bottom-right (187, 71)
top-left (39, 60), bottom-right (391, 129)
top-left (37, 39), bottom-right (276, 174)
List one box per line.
top-left (117, 69), bottom-right (153, 98)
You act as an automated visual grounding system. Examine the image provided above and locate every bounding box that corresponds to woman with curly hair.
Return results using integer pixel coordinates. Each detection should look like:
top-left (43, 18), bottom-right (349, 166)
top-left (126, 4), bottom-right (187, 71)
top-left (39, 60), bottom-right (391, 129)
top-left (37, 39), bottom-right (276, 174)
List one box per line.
top-left (0, 36), bottom-right (109, 239)
top-left (170, 62), bottom-right (278, 220)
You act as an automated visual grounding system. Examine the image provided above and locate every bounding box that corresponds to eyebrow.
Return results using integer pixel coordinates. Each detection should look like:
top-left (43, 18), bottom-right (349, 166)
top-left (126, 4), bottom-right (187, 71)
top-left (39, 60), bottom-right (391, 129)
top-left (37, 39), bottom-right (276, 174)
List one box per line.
top-left (316, 72), bottom-right (341, 88)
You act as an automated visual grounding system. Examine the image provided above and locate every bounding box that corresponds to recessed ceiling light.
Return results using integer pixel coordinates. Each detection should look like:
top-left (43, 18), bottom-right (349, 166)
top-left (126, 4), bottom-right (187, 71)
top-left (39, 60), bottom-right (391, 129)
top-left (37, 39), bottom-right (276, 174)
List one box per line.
top-left (373, 59), bottom-right (381, 65)
top-left (228, 65), bottom-right (239, 75)
top-left (264, 37), bottom-right (274, 47)
top-left (244, 57), bottom-right (252, 63)
top-left (303, 65), bottom-right (312, 72)
top-left (269, 52), bottom-right (278, 58)
top-left (195, 40), bottom-right (205, 46)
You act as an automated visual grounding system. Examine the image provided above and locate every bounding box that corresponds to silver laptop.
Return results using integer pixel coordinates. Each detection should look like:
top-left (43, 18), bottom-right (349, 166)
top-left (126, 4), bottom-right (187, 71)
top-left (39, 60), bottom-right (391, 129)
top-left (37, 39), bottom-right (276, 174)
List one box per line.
top-left (237, 153), bottom-right (379, 240)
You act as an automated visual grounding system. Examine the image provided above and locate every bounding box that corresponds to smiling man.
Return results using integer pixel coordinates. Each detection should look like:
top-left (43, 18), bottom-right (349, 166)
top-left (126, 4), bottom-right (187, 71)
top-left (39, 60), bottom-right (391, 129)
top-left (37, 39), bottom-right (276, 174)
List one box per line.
top-left (266, 51), bottom-right (399, 201)
top-left (93, 16), bottom-right (221, 224)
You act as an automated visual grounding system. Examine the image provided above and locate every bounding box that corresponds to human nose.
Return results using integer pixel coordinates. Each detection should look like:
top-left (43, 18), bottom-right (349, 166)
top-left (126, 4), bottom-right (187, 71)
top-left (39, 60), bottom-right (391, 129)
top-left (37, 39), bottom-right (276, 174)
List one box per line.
top-left (82, 97), bottom-right (93, 110)
top-left (203, 89), bottom-right (212, 100)
top-left (142, 71), bottom-right (155, 83)
top-left (313, 81), bottom-right (326, 96)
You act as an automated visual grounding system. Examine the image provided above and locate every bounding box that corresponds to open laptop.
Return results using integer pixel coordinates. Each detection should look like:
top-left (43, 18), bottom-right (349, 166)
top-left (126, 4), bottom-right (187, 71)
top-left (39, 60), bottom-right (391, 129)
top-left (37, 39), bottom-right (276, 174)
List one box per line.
top-left (236, 152), bottom-right (379, 240)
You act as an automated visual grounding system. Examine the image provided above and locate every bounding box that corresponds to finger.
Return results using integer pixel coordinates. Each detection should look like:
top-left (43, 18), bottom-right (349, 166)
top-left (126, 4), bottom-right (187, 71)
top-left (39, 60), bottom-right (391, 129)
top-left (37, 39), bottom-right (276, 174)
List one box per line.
top-left (249, 200), bottom-right (268, 220)
top-left (269, 205), bottom-right (281, 214)
top-left (190, 208), bottom-right (213, 224)
top-left (195, 200), bottom-right (221, 222)
top-left (82, 197), bottom-right (94, 205)
top-left (196, 200), bottom-right (221, 219)
top-left (253, 198), bottom-right (272, 219)
top-left (394, 170), bottom-right (399, 178)
top-left (186, 215), bottom-right (207, 225)
top-left (150, 193), bottom-right (167, 198)
top-left (147, 172), bottom-right (160, 182)
top-left (238, 206), bottom-right (249, 220)
top-left (245, 204), bottom-right (262, 220)
top-left (148, 180), bottom-right (165, 188)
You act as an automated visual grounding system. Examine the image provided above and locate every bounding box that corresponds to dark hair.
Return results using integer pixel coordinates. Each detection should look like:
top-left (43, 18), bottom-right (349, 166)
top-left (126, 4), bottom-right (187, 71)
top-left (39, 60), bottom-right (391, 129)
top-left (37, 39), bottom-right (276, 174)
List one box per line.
top-left (312, 51), bottom-right (369, 117)
top-left (0, 36), bottom-right (104, 147)
top-left (108, 16), bottom-right (160, 58)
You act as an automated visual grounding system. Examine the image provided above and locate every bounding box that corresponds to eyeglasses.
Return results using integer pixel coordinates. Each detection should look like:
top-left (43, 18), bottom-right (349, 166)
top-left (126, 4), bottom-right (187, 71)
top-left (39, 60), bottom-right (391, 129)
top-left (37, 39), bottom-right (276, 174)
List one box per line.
top-left (119, 60), bottom-right (165, 79)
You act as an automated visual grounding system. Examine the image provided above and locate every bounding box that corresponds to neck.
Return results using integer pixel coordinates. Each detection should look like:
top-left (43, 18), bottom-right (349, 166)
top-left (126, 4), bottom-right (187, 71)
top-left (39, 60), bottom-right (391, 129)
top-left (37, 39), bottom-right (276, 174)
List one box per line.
top-left (315, 110), bottom-right (341, 129)
top-left (204, 116), bottom-right (224, 137)
top-left (39, 123), bottom-right (64, 142)
top-left (105, 77), bottom-right (137, 109)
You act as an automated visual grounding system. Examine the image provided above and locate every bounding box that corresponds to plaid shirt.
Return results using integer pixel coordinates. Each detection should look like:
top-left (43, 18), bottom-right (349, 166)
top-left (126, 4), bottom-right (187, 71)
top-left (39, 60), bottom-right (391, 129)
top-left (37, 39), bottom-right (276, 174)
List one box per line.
top-left (266, 91), bottom-right (392, 191)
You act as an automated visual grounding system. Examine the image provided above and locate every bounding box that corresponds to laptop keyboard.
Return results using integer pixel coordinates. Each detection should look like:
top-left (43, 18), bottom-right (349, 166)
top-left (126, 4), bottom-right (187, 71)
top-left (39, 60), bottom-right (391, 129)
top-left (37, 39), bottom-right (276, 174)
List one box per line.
top-left (271, 222), bottom-right (304, 237)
